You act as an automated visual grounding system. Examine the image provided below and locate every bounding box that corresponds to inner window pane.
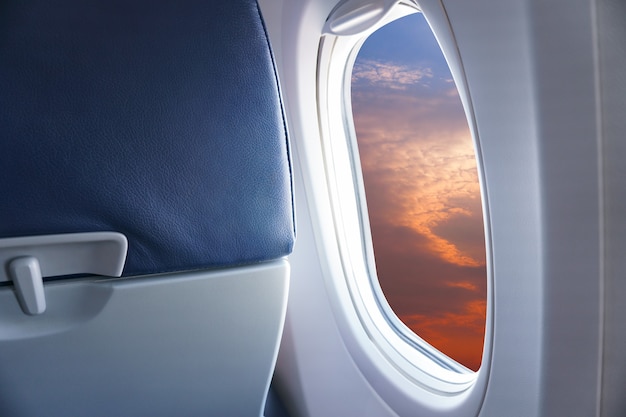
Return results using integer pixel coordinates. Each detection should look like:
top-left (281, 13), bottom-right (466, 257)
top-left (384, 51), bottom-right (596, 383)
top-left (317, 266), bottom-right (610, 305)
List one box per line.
top-left (351, 13), bottom-right (486, 371)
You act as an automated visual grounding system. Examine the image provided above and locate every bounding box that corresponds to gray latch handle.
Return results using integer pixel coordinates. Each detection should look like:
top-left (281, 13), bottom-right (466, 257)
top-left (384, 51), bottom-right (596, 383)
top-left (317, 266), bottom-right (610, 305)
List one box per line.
top-left (9, 256), bottom-right (46, 315)
top-left (0, 232), bottom-right (128, 315)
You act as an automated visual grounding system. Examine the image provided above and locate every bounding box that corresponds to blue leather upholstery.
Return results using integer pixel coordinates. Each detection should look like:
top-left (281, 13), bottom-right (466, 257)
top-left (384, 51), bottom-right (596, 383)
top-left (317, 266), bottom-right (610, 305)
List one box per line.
top-left (0, 0), bottom-right (294, 276)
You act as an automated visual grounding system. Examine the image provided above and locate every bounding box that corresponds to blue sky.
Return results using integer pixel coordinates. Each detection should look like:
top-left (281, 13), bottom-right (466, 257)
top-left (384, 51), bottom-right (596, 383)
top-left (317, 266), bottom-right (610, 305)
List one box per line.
top-left (357, 14), bottom-right (450, 74)
top-left (351, 12), bottom-right (486, 371)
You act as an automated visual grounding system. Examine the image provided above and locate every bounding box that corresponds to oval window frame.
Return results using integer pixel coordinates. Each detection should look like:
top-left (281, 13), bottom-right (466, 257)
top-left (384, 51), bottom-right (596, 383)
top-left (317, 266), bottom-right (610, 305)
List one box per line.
top-left (316, 0), bottom-right (494, 407)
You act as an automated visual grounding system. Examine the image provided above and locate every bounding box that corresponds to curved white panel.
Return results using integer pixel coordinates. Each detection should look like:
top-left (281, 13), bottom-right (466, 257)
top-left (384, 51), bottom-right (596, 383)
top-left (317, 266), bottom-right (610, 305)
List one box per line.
top-left (260, 0), bottom-right (607, 416)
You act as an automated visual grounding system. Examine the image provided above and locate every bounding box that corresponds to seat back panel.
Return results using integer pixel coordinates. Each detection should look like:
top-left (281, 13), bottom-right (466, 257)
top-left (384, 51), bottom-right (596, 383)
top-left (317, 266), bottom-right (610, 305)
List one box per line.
top-left (0, 260), bottom-right (289, 417)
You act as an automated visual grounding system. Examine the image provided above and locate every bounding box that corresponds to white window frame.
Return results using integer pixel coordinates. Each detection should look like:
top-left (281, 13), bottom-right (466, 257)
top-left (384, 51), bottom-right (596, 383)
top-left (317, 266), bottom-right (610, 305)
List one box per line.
top-left (316, 1), bottom-right (493, 397)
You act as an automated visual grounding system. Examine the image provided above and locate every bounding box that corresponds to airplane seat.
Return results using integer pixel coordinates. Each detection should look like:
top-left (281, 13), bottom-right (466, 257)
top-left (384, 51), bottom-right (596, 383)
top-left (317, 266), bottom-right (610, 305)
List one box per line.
top-left (0, 0), bottom-right (294, 416)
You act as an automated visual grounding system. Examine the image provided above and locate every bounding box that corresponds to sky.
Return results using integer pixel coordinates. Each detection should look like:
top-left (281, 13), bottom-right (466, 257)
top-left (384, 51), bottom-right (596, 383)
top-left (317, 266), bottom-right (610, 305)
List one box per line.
top-left (351, 13), bottom-right (486, 371)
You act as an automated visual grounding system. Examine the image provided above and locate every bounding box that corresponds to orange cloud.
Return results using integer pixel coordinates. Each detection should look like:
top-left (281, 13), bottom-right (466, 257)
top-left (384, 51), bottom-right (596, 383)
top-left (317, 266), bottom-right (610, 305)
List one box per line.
top-left (401, 299), bottom-right (486, 371)
top-left (353, 94), bottom-right (484, 267)
top-left (352, 58), bottom-right (487, 370)
top-left (445, 281), bottom-right (478, 291)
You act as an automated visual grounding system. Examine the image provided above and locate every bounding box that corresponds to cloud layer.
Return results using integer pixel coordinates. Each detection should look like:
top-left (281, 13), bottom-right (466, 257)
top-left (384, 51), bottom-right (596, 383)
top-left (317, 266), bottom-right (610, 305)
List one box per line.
top-left (352, 57), bottom-right (486, 371)
top-left (352, 60), bottom-right (433, 90)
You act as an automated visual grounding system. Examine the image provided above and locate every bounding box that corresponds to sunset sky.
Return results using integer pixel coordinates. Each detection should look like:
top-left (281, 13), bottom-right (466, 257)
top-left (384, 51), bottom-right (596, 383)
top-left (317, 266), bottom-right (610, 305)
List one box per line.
top-left (351, 13), bottom-right (486, 371)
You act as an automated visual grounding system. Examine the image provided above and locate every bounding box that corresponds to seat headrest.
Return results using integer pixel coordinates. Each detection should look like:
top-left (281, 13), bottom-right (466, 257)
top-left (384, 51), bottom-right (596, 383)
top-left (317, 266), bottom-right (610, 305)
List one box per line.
top-left (0, 0), bottom-right (294, 276)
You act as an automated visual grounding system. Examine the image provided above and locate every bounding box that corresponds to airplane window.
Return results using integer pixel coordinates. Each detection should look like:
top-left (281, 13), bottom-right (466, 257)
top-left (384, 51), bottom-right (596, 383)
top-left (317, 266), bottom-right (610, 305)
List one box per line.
top-left (350, 13), bottom-right (486, 371)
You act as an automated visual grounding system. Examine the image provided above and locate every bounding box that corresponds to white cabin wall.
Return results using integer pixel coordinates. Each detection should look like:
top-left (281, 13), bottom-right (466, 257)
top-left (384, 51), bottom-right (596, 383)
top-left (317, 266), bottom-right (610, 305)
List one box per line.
top-left (598, 0), bottom-right (626, 415)
top-left (530, 1), bottom-right (602, 415)
top-left (260, 0), bottom-right (610, 416)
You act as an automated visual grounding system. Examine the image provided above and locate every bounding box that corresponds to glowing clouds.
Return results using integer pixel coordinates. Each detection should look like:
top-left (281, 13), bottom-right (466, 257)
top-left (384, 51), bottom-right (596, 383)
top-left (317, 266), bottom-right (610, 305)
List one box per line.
top-left (353, 69), bottom-right (483, 267)
top-left (352, 60), bottom-right (433, 90)
top-left (351, 37), bottom-right (487, 371)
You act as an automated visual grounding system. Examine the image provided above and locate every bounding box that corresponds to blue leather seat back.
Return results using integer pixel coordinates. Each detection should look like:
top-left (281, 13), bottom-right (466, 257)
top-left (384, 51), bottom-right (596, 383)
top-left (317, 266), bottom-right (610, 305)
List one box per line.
top-left (0, 0), bottom-right (294, 276)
